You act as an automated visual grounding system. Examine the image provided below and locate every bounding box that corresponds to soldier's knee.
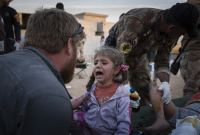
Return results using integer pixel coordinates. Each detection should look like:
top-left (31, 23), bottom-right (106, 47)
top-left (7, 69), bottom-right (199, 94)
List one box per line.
top-left (129, 73), bottom-right (152, 93)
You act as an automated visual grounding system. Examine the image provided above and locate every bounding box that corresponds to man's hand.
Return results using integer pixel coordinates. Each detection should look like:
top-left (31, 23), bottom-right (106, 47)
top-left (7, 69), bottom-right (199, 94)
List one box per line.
top-left (158, 82), bottom-right (171, 104)
top-left (71, 95), bottom-right (86, 110)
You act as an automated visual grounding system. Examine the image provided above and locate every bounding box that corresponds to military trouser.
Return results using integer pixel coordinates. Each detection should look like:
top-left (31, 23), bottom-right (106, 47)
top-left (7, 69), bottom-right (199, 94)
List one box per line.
top-left (127, 54), bottom-right (152, 106)
top-left (180, 50), bottom-right (200, 97)
top-left (5, 38), bottom-right (15, 53)
top-left (77, 44), bottom-right (84, 57)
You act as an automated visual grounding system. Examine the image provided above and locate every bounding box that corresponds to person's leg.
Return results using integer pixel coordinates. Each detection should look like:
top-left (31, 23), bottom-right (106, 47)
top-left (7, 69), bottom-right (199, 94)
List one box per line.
top-left (145, 87), bottom-right (177, 134)
top-left (180, 50), bottom-right (200, 96)
top-left (128, 54), bottom-right (151, 106)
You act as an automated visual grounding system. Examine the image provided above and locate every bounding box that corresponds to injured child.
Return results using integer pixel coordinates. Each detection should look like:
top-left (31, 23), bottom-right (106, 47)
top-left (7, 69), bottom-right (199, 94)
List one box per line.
top-left (145, 87), bottom-right (200, 135)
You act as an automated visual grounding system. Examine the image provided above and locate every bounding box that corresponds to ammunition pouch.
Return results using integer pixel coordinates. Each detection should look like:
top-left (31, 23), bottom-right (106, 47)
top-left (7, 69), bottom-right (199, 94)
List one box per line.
top-left (170, 61), bottom-right (180, 75)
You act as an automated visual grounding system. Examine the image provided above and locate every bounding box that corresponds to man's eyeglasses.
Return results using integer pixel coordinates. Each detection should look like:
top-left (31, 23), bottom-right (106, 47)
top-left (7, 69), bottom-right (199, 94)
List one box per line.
top-left (71, 23), bottom-right (83, 38)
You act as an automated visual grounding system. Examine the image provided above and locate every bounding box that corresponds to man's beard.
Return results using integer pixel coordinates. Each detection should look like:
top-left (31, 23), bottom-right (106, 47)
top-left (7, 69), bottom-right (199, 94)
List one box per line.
top-left (60, 47), bottom-right (77, 84)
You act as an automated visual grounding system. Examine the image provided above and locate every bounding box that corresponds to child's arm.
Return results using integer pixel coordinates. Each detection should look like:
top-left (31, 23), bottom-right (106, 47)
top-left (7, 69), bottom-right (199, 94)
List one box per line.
top-left (115, 97), bottom-right (131, 135)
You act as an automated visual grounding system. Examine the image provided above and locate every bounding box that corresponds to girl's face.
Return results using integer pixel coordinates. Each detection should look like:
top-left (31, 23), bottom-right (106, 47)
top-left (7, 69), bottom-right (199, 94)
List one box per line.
top-left (93, 55), bottom-right (120, 86)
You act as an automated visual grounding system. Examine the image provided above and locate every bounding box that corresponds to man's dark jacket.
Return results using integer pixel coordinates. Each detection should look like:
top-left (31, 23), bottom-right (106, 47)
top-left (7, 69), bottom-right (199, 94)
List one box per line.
top-left (0, 46), bottom-right (72, 135)
top-left (0, 5), bottom-right (20, 40)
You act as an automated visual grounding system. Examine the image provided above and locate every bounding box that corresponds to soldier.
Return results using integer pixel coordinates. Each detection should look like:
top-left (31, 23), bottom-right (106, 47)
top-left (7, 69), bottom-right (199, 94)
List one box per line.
top-left (180, 0), bottom-right (200, 97)
top-left (105, 3), bottom-right (199, 105)
top-left (0, 0), bottom-right (21, 53)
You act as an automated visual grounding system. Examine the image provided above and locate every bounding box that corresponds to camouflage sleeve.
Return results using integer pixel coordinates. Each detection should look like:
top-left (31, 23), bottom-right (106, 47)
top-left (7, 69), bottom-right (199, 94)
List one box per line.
top-left (116, 17), bottom-right (143, 54)
top-left (154, 37), bottom-right (176, 75)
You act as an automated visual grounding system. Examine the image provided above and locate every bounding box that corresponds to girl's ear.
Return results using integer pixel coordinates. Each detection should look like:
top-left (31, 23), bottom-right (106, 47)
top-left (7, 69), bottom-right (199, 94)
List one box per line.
top-left (114, 66), bottom-right (121, 75)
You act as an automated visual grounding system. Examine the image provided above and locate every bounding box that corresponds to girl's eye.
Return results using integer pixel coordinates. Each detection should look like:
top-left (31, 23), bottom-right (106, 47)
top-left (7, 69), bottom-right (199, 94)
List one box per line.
top-left (103, 63), bottom-right (107, 65)
top-left (94, 62), bottom-right (97, 65)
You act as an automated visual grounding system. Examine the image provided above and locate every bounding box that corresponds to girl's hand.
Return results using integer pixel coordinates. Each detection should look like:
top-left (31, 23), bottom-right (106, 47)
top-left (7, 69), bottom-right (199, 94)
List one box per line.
top-left (71, 95), bottom-right (86, 110)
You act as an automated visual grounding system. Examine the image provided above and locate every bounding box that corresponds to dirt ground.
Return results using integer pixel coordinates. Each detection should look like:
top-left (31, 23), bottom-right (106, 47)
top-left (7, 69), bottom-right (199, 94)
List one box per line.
top-left (66, 56), bottom-right (185, 100)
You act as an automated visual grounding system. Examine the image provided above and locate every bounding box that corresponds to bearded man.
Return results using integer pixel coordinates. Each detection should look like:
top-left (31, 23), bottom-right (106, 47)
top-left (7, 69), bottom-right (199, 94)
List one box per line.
top-left (0, 9), bottom-right (86, 135)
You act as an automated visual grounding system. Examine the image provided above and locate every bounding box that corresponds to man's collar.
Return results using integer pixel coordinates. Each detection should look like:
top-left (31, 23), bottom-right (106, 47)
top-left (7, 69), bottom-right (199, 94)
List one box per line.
top-left (24, 46), bottom-right (58, 73)
top-left (24, 46), bottom-right (72, 99)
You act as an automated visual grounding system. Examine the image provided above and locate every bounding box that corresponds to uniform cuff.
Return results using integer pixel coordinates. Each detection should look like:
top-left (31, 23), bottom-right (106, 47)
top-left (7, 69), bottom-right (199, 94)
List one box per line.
top-left (155, 67), bottom-right (170, 75)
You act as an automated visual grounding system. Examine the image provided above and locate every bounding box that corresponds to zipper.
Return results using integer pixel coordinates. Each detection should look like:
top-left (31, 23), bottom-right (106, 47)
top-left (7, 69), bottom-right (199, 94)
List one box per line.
top-left (88, 84), bottom-right (126, 128)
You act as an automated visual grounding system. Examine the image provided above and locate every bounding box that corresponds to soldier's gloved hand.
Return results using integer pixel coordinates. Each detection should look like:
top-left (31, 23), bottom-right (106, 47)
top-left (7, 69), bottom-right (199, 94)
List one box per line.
top-left (158, 82), bottom-right (171, 104)
top-left (14, 42), bottom-right (20, 51)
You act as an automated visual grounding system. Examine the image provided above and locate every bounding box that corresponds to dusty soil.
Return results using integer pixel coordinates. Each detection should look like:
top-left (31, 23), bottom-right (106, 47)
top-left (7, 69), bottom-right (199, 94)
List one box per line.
top-left (66, 57), bottom-right (185, 99)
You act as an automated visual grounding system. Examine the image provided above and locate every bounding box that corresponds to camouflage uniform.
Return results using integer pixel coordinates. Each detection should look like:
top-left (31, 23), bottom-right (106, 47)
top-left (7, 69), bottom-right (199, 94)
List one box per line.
top-left (180, 0), bottom-right (200, 97)
top-left (109, 8), bottom-right (176, 105)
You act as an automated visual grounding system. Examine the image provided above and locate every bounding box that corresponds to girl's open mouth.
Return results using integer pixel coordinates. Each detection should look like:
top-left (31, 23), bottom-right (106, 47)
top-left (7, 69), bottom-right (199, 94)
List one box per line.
top-left (96, 71), bottom-right (103, 78)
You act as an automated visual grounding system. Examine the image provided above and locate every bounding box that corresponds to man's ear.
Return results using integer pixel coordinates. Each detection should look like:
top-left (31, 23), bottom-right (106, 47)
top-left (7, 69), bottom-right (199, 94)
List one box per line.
top-left (167, 25), bottom-right (176, 33)
top-left (114, 66), bottom-right (121, 75)
top-left (65, 38), bottom-right (73, 55)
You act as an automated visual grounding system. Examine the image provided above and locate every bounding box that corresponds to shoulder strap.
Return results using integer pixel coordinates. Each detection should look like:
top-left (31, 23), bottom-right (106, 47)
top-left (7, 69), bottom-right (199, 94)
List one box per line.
top-left (140, 23), bottom-right (157, 40)
top-left (139, 15), bottom-right (161, 41)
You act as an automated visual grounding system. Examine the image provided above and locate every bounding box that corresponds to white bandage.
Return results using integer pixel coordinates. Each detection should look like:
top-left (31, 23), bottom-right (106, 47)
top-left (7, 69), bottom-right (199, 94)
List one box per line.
top-left (171, 116), bottom-right (200, 135)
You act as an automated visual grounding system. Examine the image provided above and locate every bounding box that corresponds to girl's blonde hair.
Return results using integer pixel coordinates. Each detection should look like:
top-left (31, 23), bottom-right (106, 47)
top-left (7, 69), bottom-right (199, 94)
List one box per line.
top-left (86, 47), bottom-right (128, 92)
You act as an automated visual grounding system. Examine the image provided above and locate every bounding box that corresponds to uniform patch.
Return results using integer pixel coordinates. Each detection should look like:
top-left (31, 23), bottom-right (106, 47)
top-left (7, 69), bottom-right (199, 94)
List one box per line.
top-left (5, 12), bottom-right (9, 17)
top-left (133, 37), bottom-right (139, 45)
top-left (120, 42), bottom-right (132, 53)
top-left (14, 14), bottom-right (20, 22)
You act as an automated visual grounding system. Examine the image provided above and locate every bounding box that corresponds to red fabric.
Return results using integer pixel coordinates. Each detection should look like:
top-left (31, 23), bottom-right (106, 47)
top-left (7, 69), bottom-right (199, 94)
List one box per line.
top-left (184, 92), bottom-right (200, 107)
top-left (94, 83), bottom-right (118, 105)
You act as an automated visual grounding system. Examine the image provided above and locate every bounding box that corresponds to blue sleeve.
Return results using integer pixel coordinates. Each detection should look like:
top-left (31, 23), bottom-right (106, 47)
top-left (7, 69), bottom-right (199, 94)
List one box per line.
top-left (16, 95), bottom-right (72, 135)
top-left (115, 96), bottom-right (131, 135)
